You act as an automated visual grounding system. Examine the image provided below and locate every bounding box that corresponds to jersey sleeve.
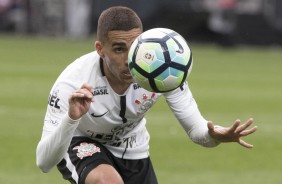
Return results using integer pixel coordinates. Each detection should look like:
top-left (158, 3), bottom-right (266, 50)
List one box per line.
top-left (36, 81), bottom-right (80, 173)
top-left (164, 82), bottom-right (219, 147)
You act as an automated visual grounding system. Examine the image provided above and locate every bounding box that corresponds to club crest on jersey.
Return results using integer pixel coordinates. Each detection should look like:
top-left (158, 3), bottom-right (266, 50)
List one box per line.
top-left (135, 93), bottom-right (156, 115)
top-left (73, 142), bottom-right (100, 159)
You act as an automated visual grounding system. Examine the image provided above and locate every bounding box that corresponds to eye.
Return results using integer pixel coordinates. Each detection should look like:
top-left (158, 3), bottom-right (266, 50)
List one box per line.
top-left (115, 47), bottom-right (123, 52)
top-left (113, 47), bottom-right (125, 53)
top-left (112, 44), bottom-right (129, 53)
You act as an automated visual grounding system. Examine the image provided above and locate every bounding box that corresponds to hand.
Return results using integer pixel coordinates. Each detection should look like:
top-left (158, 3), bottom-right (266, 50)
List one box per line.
top-left (68, 83), bottom-right (93, 120)
top-left (207, 118), bottom-right (257, 148)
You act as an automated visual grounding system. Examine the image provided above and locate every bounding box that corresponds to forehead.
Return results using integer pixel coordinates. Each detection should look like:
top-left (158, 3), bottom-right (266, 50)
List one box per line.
top-left (107, 28), bottom-right (141, 46)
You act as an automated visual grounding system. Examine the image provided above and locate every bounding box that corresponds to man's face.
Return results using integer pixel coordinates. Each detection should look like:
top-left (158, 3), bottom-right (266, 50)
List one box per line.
top-left (98, 28), bottom-right (142, 85)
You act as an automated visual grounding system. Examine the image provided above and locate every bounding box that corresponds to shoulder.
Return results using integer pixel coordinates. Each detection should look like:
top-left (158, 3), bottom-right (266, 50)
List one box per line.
top-left (71, 51), bottom-right (100, 70)
top-left (56, 51), bottom-right (101, 83)
top-left (50, 51), bottom-right (102, 96)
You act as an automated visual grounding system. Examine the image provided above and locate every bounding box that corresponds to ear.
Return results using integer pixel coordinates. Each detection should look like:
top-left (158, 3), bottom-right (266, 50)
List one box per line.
top-left (95, 41), bottom-right (104, 58)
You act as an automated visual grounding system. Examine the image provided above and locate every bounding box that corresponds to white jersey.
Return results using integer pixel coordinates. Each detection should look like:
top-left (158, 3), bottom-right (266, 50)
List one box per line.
top-left (36, 51), bottom-right (218, 173)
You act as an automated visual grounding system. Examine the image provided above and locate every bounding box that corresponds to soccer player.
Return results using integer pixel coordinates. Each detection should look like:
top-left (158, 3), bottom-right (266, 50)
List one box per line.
top-left (36, 6), bottom-right (257, 184)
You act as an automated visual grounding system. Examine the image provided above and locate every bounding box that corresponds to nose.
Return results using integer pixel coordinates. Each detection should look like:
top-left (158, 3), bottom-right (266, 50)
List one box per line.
top-left (125, 51), bottom-right (129, 65)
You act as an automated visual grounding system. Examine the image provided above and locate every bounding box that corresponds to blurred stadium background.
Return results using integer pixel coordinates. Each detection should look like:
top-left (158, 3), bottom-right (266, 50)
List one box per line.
top-left (1, 0), bottom-right (282, 184)
top-left (1, 0), bottom-right (282, 45)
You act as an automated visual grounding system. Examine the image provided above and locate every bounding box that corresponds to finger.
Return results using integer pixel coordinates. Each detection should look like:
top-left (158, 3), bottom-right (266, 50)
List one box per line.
top-left (240, 126), bottom-right (257, 136)
top-left (81, 88), bottom-right (94, 98)
top-left (81, 83), bottom-right (93, 92)
top-left (72, 92), bottom-right (85, 98)
top-left (73, 88), bottom-right (93, 99)
top-left (238, 139), bottom-right (254, 148)
top-left (207, 121), bottom-right (215, 132)
top-left (80, 84), bottom-right (94, 102)
top-left (229, 119), bottom-right (241, 132)
top-left (71, 93), bottom-right (91, 103)
top-left (235, 118), bottom-right (254, 133)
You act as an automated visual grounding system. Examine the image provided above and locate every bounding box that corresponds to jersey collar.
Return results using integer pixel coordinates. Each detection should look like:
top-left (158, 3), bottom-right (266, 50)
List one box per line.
top-left (99, 58), bottom-right (105, 76)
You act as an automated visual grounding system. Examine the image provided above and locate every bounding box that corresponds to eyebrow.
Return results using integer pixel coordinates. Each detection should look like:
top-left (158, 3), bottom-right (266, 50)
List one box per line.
top-left (112, 42), bottom-right (127, 47)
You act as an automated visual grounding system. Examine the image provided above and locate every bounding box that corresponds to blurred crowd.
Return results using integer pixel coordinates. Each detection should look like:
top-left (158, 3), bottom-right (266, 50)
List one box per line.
top-left (0, 0), bottom-right (92, 39)
top-left (1, 0), bottom-right (282, 45)
top-left (0, 0), bottom-right (245, 38)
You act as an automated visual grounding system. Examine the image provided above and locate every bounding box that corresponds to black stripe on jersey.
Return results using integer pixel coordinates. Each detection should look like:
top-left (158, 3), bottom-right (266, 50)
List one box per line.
top-left (180, 82), bottom-right (185, 91)
top-left (119, 96), bottom-right (127, 123)
top-left (122, 147), bottom-right (128, 159)
top-left (57, 159), bottom-right (76, 184)
top-left (99, 58), bottom-right (105, 76)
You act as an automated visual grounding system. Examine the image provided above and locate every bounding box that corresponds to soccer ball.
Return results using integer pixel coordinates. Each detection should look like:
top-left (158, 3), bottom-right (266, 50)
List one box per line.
top-left (128, 28), bottom-right (193, 93)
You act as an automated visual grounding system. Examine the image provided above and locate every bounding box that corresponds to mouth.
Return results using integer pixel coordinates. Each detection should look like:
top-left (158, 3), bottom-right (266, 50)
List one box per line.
top-left (122, 70), bottom-right (133, 78)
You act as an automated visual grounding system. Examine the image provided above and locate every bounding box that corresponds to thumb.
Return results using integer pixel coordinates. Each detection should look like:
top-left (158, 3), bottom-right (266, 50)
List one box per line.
top-left (207, 121), bottom-right (214, 132)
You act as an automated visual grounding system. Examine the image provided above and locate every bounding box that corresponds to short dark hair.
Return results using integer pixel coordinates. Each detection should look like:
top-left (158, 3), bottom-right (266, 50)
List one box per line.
top-left (97, 6), bottom-right (143, 43)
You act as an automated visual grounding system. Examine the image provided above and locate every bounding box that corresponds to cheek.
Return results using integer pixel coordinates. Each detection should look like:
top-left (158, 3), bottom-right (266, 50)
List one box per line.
top-left (109, 55), bottom-right (126, 68)
top-left (109, 63), bottom-right (118, 73)
top-left (105, 57), bottom-right (120, 75)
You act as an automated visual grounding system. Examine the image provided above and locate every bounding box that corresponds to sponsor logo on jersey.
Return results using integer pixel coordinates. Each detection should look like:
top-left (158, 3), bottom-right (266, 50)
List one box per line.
top-left (48, 90), bottom-right (60, 109)
top-left (92, 86), bottom-right (109, 96)
top-left (86, 129), bottom-right (137, 148)
top-left (73, 142), bottom-right (101, 159)
top-left (44, 117), bottom-right (59, 126)
top-left (111, 121), bottom-right (139, 138)
top-left (86, 120), bottom-right (140, 147)
top-left (135, 93), bottom-right (156, 115)
top-left (133, 83), bottom-right (141, 90)
top-left (91, 111), bottom-right (108, 117)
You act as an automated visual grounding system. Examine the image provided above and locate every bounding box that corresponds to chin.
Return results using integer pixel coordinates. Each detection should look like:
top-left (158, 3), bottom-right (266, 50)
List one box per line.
top-left (123, 78), bottom-right (134, 84)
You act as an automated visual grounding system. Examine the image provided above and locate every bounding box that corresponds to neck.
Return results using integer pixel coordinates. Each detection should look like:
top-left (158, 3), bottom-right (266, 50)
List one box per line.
top-left (102, 61), bottom-right (131, 95)
top-left (108, 80), bottom-right (130, 95)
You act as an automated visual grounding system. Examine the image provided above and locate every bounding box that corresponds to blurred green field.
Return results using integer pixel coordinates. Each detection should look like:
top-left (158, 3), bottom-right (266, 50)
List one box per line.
top-left (0, 34), bottom-right (281, 184)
